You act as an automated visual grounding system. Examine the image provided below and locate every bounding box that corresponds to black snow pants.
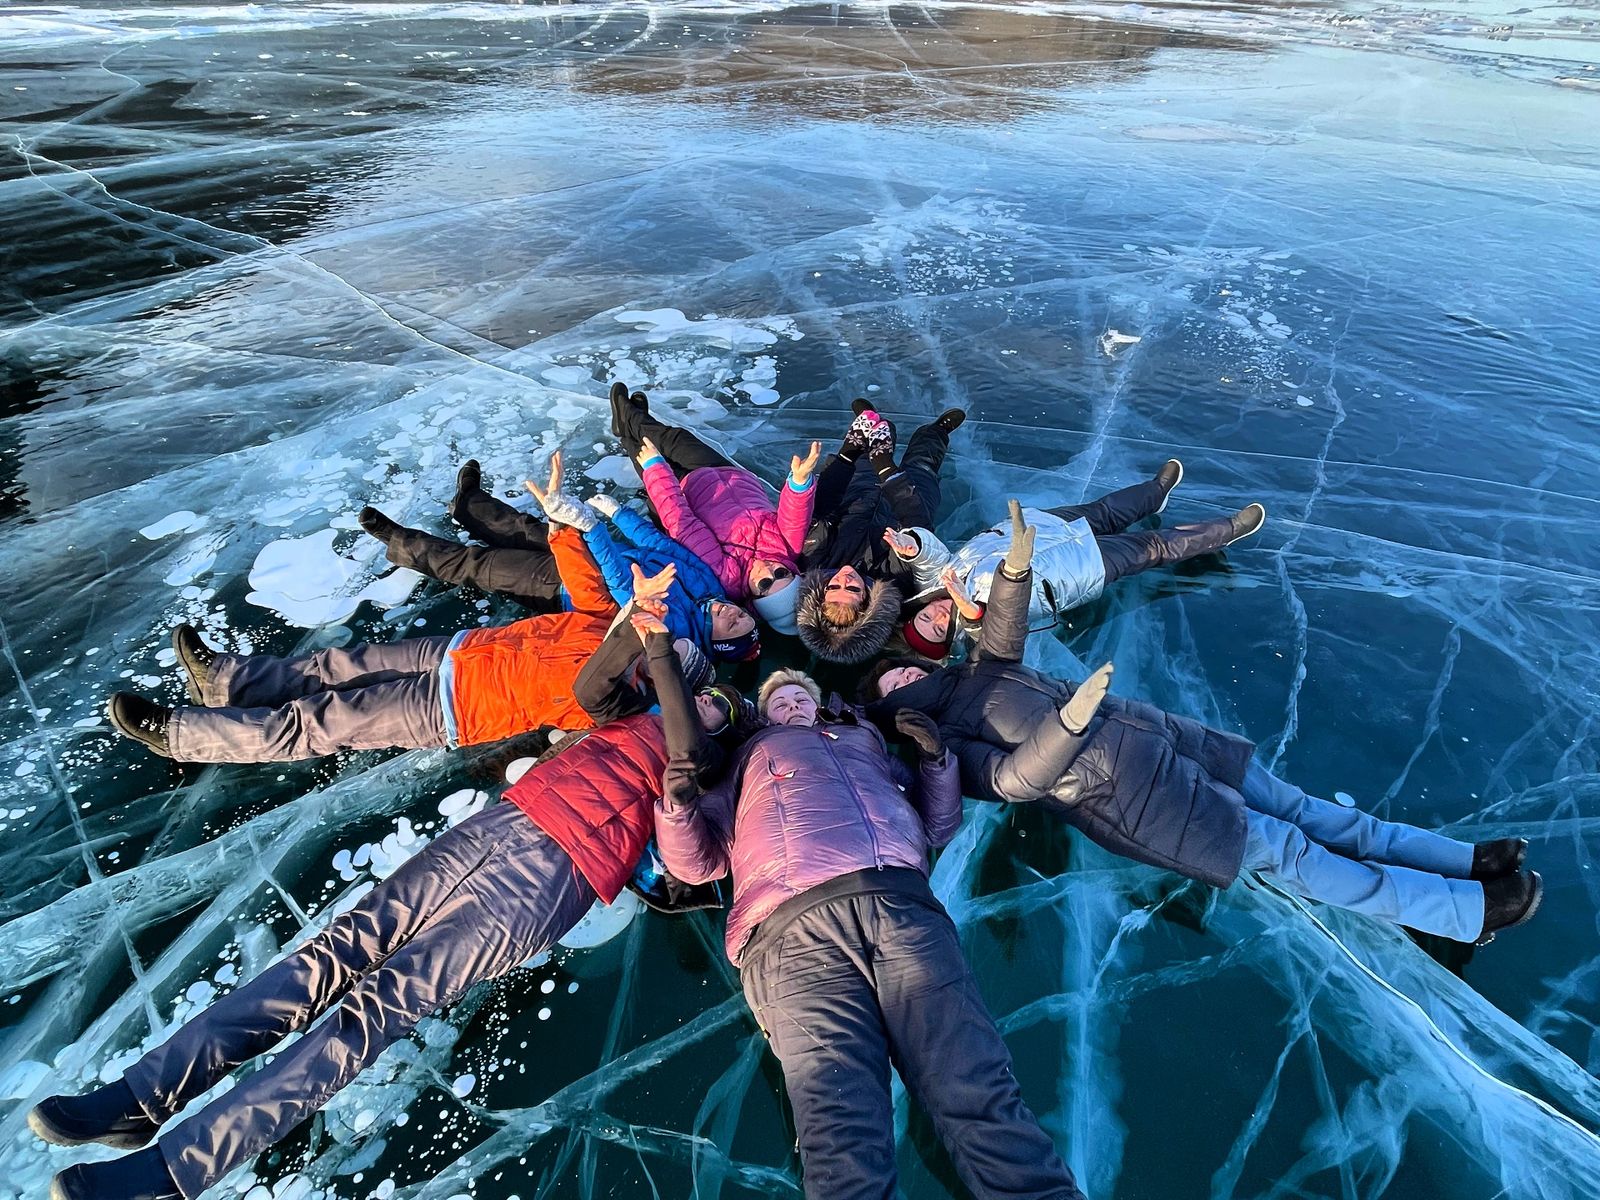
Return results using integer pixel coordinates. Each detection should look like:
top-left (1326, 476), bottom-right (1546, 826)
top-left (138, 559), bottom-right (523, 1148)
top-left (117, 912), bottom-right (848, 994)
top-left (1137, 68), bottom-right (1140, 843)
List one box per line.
top-left (1048, 476), bottom-right (1233, 585)
top-left (611, 390), bottom-right (734, 478)
top-left (740, 873), bottom-right (1084, 1200)
top-left (121, 803), bottom-right (595, 1198)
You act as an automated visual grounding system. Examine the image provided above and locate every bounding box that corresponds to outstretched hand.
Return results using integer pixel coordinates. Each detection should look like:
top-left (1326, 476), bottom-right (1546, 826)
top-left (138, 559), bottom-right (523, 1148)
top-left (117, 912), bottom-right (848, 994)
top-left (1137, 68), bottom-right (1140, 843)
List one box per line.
top-left (883, 527), bottom-right (920, 560)
top-left (636, 436), bottom-right (662, 469)
top-left (1001, 499), bottom-right (1036, 577)
top-left (589, 493), bottom-right (621, 519)
top-left (632, 561), bottom-right (678, 605)
top-left (790, 441), bottom-right (822, 486)
top-left (524, 450), bottom-right (564, 509)
top-left (939, 566), bottom-right (983, 620)
top-left (1061, 662), bottom-right (1113, 734)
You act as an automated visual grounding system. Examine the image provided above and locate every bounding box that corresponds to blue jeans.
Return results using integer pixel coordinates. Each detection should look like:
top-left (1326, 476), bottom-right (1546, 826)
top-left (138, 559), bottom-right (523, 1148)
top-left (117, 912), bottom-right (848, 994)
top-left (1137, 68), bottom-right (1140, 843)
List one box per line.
top-left (1239, 761), bottom-right (1484, 941)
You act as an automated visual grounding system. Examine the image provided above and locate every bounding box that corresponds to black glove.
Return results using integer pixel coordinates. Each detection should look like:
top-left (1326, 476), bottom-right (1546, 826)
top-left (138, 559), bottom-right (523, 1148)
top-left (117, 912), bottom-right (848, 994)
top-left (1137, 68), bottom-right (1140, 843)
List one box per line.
top-left (894, 710), bottom-right (945, 761)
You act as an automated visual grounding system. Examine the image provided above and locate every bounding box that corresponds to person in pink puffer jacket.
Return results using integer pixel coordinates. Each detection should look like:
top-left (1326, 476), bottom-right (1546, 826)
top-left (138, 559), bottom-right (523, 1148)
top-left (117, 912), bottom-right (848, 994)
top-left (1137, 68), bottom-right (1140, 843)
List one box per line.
top-left (611, 382), bottom-right (819, 632)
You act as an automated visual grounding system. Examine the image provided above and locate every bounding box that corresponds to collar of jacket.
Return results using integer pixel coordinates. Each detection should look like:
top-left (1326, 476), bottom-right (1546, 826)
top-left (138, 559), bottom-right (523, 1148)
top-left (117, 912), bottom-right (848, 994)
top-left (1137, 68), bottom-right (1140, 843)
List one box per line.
top-left (794, 569), bottom-right (903, 663)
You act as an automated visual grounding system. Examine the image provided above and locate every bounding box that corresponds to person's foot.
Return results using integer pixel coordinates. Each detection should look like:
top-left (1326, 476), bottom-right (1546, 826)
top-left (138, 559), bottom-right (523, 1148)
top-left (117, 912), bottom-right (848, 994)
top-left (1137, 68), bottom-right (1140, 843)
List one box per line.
top-left (608, 381), bottom-right (631, 437)
top-left (1476, 871), bottom-right (1543, 945)
top-left (932, 407), bottom-right (966, 437)
top-left (357, 506), bottom-right (401, 543)
top-left (455, 458), bottom-right (481, 498)
top-left (107, 694), bottom-right (173, 758)
top-left (171, 624), bottom-right (216, 706)
top-left (851, 398), bottom-right (872, 417)
top-left (50, 1146), bottom-right (181, 1200)
top-left (1471, 837), bottom-right (1529, 881)
top-left (628, 389), bottom-right (650, 415)
top-left (1153, 459), bottom-right (1183, 513)
top-left (1225, 503), bottom-right (1266, 545)
top-left (30, 1081), bottom-right (159, 1150)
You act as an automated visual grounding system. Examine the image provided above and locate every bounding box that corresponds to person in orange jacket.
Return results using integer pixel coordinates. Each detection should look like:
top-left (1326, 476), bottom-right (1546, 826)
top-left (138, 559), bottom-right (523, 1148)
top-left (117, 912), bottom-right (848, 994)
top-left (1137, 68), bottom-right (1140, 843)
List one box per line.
top-left (104, 459), bottom-right (709, 763)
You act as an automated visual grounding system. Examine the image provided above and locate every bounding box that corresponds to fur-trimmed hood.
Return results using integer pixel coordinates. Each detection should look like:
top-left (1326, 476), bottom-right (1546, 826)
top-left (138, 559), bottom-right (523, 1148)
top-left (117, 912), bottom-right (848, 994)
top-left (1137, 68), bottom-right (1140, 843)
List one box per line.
top-left (795, 569), bottom-right (903, 663)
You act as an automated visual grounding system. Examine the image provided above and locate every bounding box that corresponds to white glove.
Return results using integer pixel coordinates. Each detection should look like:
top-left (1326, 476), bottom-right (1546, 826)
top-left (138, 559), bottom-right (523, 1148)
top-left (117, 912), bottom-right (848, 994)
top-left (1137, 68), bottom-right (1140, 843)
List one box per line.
top-left (539, 490), bottom-right (596, 531)
top-left (588, 494), bottom-right (621, 519)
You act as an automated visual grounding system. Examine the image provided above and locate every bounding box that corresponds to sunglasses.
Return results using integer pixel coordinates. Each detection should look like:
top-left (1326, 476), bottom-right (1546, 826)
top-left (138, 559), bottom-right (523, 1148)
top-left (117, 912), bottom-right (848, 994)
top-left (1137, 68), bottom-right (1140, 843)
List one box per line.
top-left (754, 566), bottom-right (793, 595)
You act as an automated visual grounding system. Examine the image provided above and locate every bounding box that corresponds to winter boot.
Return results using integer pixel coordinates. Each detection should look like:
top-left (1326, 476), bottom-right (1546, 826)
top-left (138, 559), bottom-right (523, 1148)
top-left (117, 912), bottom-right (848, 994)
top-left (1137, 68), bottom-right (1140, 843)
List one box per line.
top-left (358, 506), bottom-right (401, 543)
top-left (1475, 871), bottom-right (1543, 945)
top-left (1471, 837), bottom-right (1529, 881)
top-left (608, 381), bottom-right (631, 437)
top-left (171, 624), bottom-right (216, 706)
top-left (1153, 459), bottom-right (1184, 513)
top-left (107, 694), bottom-right (173, 758)
top-left (29, 1080), bottom-right (159, 1150)
top-left (50, 1146), bottom-right (181, 1200)
top-left (1225, 503), bottom-right (1266, 545)
top-left (932, 407), bottom-right (966, 436)
top-left (851, 398), bottom-right (873, 417)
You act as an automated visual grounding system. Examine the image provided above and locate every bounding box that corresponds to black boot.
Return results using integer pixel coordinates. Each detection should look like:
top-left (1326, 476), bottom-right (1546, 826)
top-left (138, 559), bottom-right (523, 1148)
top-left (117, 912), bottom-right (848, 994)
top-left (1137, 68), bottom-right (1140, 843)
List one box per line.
top-left (608, 381), bottom-right (631, 438)
top-left (171, 624), bottom-right (216, 707)
top-left (358, 506), bottom-right (401, 542)
top-left (1471, 837), bottom-right (1529, 881)
top-left (51, 1146), bottom-right (181, 1200)
top-left (851, 397), bottom-right (872, 417)
top-left (932, 407), bottom-right (966, 436)
top-left (1225, 503), bottom-right (1266, 545)
top-left (30, 1080), bottom-right (159, 1150)
top-left (1475, 871), bottom-right (1543, 945)
top-left (1153, 459), bottom-right (1183, 514)
top-left (107, 694), bottom-right (173, 758)
top-left (448, 459), bottom-right (482, 523)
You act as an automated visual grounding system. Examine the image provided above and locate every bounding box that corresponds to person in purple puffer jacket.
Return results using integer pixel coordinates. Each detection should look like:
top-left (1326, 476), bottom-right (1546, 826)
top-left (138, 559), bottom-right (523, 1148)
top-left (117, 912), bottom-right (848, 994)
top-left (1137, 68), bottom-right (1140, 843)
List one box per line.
top-left (654, 668), bottom-right (1085, 1200)
top-left (610, 382), bottom-right (818, 632)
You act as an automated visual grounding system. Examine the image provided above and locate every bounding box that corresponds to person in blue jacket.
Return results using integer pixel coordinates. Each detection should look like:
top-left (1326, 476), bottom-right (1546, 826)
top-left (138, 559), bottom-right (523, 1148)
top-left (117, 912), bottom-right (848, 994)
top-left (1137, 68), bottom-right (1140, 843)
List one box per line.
top-left (359, 453), bottom-right (759, 662)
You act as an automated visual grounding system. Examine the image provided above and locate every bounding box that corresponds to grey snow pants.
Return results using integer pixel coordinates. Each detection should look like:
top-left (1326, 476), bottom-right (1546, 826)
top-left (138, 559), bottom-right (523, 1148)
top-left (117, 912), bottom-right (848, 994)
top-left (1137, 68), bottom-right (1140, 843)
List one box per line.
top-left (1047, 477), bottom-right (1234, 587)
top-left (168, 636), bottom-right (453, 762)
top-left (740, 885), bottom-right (1084, 1200)
top-left (122, 802), bottom-right (596, 1199)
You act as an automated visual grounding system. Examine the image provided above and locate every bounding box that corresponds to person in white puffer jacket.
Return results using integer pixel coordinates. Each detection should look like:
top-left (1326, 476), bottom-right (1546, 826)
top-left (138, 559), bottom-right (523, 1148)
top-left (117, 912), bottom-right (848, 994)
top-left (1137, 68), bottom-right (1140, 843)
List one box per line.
top-left (886, 460), bottom-right (1266, 659)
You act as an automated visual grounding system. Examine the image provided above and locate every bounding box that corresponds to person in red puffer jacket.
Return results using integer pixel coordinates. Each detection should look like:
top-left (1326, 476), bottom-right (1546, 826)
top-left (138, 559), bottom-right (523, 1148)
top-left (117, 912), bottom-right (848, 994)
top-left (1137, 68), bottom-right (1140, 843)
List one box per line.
top-left (34, 614), bottom-right (733, 1200)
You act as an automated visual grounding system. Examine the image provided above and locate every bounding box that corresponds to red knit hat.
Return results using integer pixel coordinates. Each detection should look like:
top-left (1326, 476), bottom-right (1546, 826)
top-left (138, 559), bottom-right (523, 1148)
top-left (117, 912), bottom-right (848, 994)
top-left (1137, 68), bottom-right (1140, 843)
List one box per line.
top-left (901, 618), bottom-right (951, 661)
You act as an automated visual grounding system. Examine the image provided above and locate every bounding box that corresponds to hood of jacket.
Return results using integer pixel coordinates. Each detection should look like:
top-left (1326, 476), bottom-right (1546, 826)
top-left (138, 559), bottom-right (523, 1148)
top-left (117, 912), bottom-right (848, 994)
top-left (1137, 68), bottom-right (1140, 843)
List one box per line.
top-left (794, 569), bottom-right (903, 663)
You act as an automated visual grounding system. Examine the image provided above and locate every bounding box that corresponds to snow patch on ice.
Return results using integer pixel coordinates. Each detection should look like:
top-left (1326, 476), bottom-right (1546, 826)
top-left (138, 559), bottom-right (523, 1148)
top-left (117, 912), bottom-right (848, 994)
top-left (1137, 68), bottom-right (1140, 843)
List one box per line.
top-left (246, 529), bottom-right (423, 627)
top-left (139, 511), bottom-right (207, 539)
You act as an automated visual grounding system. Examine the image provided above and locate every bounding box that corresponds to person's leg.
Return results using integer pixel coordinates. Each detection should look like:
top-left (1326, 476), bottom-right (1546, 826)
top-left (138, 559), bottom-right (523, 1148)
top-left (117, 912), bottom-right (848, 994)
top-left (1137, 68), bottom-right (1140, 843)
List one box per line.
top-left (168, 673), bottom-right (448, 763)
top-left (885, 422), bottom-right (950, 528)
top-left (1242, 809), bottom-right (1484, 941)
top-left (1092, 518), bottom-right (1234, 586)
top-left (741, 902), bottom-right (899, 1200)
top-left (122, 804), bottom-right (531, 1127)
top-left (1048, 476), bottom-right (1169, 537)
top-left (1241, 761), bottom-right (1475, 877)
top-left (156, 816), bottom-right (594, 1199)
top-left (204, 636), bottom-right (451, 708)
top-left (449, 485), bottom-right (551, 552)
top-left (872, 896), bottom-right (1083, 1200)
top-left (381, 526), bottom-right (564, 611)
top-left (610, 388), bottom-right (732, 474)
top-left (814, 451), bottom-right (863, 520)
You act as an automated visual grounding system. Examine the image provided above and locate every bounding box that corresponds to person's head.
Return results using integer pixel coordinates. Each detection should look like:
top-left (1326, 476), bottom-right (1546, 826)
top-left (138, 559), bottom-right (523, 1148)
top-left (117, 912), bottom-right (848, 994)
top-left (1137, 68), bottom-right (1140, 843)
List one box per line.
top-left (900, 598), bottom-right (955, 660)
top-left (758, 669), bottom-right (823, 727)
top-left (795, 568), bottom-right (902, 664)
top-left (694, 683), bottom-right (741, 733)
top-left (859, 655), bottom-right (938, 703)
top-left (749, 565), bottom-right (800, 635)
top-left (707, 600), bottom-right (760, 661)
top-left (747, 559), bottom-right (794, 599)
top-left (820, 564), bottom-right (868, 625)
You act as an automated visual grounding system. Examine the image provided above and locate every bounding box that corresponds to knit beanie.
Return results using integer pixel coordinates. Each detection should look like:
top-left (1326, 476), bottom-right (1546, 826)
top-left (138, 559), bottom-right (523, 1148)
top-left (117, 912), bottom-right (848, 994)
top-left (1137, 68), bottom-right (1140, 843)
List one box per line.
top-left (709, 627), bottom-right (761, 662)
top-left (671, 638), bottom-right (714, 691)
top-left (900, 619), bottom-right (952, 661)
top-left (751, 580), bottom-right (800, 635)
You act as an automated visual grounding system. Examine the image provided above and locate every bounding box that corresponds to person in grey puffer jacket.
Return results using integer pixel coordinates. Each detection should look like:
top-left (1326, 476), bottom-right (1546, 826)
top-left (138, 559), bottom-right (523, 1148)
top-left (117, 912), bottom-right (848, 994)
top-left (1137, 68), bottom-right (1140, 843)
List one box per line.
top-left (865, 503), bottom-right (1543, 947)
top-left (654, 669), bottom-right (1085, 1200)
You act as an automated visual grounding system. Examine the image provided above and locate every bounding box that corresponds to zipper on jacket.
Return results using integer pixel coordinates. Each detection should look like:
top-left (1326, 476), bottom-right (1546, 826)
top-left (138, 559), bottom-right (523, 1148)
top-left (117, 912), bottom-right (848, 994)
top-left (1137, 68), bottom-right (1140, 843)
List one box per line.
top-left (819, 728), bottom-right (882, 868)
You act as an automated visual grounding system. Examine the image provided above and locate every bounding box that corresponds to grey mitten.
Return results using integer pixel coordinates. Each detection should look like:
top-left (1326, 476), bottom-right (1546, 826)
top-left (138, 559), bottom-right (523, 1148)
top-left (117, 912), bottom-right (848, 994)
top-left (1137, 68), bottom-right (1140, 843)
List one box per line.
top-left (1061, 662), bottom-right (1113, 734)
top-left (1001, 499), bottom-right (1036, 577)
top-left (538, 490), bottom-right (596, 531)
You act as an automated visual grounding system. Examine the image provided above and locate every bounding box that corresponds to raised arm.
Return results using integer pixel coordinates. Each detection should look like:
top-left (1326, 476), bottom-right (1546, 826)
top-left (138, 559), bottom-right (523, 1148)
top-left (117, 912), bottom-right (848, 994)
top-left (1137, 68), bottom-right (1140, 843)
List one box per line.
top-left (888, 526), bottom-right (956, 592)
top-left (578, 520), bottom-right (635, 609)
top-left (573, 613), bottom-right (652, 724)
top-left (640, 451), bottom-right (728, 578)
top-left (609, 505), bottom-right (724, 602)
top-left (549, 524), bottom-right (618, 619)
top-left (973, 501), bottom-right (1035, 664)
top-left (883, 711), bottom-right (963, 848)
top-left (946, 664), bottom-right (1114, 802)
top-left (775, 441), bottom-right (821, 556)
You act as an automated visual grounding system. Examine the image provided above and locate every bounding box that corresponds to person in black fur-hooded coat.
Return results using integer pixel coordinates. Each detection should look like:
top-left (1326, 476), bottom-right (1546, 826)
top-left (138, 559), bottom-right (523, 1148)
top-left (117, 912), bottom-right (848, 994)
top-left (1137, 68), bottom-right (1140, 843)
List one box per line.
top-left (794, 564), bottom-right (903, 664)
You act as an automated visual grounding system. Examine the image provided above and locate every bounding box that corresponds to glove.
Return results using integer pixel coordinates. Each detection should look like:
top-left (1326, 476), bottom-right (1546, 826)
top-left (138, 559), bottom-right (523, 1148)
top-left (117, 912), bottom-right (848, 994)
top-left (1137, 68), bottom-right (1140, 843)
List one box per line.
top-left (588, 493), bottom-right (621, 518)
top-left (840, 408), bottom-right (879, 459)
top-left (1001, 499), bottom-right (1035, 578)
top-left (538, 490), bottom-right (596, 531)
top-left (1060, 662), bottom-right (1113, 734)
top-left (894, 710), bottom-right (945, 761)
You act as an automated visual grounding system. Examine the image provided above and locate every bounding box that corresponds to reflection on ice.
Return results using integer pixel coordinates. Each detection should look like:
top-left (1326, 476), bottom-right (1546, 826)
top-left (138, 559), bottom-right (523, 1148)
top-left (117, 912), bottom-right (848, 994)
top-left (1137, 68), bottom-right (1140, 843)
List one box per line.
top-left (2, 1), bottom-right (1599, 1198)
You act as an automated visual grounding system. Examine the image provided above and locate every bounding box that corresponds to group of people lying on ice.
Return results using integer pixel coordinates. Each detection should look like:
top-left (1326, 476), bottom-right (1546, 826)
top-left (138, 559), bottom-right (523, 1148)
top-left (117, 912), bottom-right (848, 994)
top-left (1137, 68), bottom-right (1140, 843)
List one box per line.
top-left (39, 384), bottom-right (1542, 1200)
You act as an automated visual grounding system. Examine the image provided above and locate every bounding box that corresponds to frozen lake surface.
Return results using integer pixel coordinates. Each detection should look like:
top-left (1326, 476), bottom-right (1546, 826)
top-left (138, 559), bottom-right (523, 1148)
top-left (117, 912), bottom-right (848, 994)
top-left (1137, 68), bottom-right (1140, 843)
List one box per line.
top-left (2, 2), bottom-right (1599, 1197)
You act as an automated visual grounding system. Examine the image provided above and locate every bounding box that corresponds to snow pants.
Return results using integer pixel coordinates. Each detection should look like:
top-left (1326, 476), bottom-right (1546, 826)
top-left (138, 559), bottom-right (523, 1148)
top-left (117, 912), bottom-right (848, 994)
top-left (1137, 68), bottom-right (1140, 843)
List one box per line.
top-left (168, 637), bottom-right (452, 762)
top-left (741, 884), bottom-right (1084, 1200)
top-left (382, 520), bottom-right (564, 612)
top-left (814, 420), bottom-right (949, 529)
top-left (1047, 476), bottom-right (1234, 585)
top-left (610, 393), bottom-right (734, 479)
top-left (122, 803), bottom-right (595, 1199)
top-left (1238, 761), bottom-right (1484, 940)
